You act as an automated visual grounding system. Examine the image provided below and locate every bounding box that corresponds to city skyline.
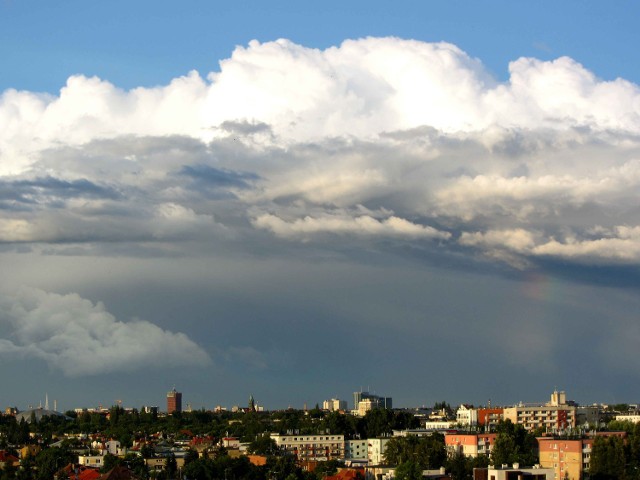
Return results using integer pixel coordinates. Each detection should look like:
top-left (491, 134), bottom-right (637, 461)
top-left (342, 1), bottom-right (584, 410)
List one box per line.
top-left (1, 1), bottom-right (640, 410)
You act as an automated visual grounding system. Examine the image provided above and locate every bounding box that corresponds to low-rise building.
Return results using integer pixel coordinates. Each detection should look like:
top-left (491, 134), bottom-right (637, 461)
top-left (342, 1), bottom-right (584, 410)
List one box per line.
top-left (615, 414), bottom-right (640, 423)
top-left (78, 455), bottom-right (106, 469)
top-left (473, 465), bottom-right (553, 480)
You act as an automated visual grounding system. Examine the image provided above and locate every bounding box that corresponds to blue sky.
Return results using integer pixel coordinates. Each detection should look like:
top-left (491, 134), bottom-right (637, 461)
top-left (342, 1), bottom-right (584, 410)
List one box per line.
top-left (2, 0), bottom-right (639, 93)
top-left (1, 1), bottom-right (640, 412)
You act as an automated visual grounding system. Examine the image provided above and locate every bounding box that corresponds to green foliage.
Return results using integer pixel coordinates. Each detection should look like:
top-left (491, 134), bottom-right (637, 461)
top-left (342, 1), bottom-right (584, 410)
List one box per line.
top-left (165, 453), bottom-right (178, 479)
top-left (590, 435), bottom-right (627, 480)
top-left (394, 460), bottom-right (423, 480)
top-left (34, 446), bottom-right (75, 480)
top-left (248, 435), bottom-right (279, 455)
top-left (313, 459), bottom-right (342, 478)
top-left (100, 453), bottom-right (122, 473)
top-left (319, 411), bottom-right (357, 438)
top-left (490, 420), bottom-right (537, 466)
top-left (124, 453), bottom-right (149, 479)
top-left (383, 434), bottom-right (445, 469)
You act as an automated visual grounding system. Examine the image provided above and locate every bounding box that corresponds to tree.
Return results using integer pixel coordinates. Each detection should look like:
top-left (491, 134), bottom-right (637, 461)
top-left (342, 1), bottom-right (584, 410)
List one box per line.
top-left (395, 460), bottom-right (423, 480)
top-left (100, 453), bottom-right (121, 473)
top-left (491, 432), bottom-right (517, 467)
top-left (446, 451), bottom-right (471, 480)
top-left (248, 435), bottom-right (278, 455)
top-left (182, 458), bottom-right (211, 480)
top-left (490, 420), bottom-right (537, 467)
top-left (314, 460), bottom-right (341, 478)
top-left (124, 453), bottom-right (149, 480)
top-left (184, 449), bottom-right (200, 465)
top-left (165, 453), bottom-right (178, 480)
top-left (590, 435), bottom-right (626, 480)
top-left (141, 443), bottom-right (155, 459)
top-left (34, 446), bottom-right (75, 480)
top-left (383, 434), bottom-right (445, 469)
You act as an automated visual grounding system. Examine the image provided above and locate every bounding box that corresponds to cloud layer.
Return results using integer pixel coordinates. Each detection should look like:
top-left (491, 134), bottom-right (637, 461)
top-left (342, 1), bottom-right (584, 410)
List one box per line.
top-left (1, 37), bottom-right (639, 270)
top-left (0, 287), bottom-right (211, 376)
top-left (2, 37), bottom-right (640, 401)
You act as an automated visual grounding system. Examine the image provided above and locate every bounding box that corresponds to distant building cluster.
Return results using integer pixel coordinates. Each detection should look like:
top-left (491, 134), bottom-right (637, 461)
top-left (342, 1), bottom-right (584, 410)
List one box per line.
top-left (3, 387), bottom-right (639, 480)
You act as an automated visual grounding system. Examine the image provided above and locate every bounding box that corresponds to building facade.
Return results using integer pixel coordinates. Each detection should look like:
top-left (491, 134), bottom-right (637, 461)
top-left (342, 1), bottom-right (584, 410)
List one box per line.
top-left (353, 391), bottom-right (392, 413)
top-left (270, 433), bottom-right (345, 461)
top-left (537, 438), bottom-right (592, 480)
top-left (503, 391), bottom-right (576, 433)
top-left (473, 465), bottom-right (553, 480)
top-left (445, 433), bottom-right (497, 459)
top-left (167, 388), bottom-right (182, 414)
top-left (477, 408), bottom-right (504, 429)
top-left (345, 439), bottom-right (368, 460)
top-left (323, 398), bottom-right (348, 412)
top-left (367, 438), bottom-right (390, 465)
top-left (457, 405), bottom-right (479, 427)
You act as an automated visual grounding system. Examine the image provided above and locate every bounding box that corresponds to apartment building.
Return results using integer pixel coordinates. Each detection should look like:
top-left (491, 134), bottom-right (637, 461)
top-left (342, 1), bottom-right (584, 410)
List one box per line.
top-left (367, 438), bottom-right (390, 465)
top-left (445, 433), bottom-right (496, 458)
top-left (538, 432), bottom-right (627, 480)
top-left (323, 398), bottom-right (348, 411)
top-left (457, 405), bottom-right (479, 426)
top-left (270, 433), bottom-right (345, 461)
top-left (477, 408), bottom-right (504, 429)
top-left (503, 391), bottom-right (576, 433)
top-left (537, 438), bottom-right (592, 480)
top-left (345, 439), bottom-right (368, 460)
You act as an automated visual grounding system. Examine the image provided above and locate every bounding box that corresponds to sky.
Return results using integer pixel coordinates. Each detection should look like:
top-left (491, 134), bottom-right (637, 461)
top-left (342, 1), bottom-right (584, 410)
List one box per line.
top-left (1, 0), bottom-right (640, 413)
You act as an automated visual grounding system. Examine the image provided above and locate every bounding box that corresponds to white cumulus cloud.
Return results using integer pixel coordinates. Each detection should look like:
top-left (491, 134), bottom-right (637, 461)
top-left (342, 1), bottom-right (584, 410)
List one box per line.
top-left (0, 287), bottom-right (211, 376)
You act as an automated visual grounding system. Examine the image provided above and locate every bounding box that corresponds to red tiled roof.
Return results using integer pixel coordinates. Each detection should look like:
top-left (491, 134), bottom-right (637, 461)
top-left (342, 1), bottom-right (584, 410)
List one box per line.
top-left (98, 465), bottom-right (139, 480)
top-left (79, 469), bottom-right (101, 480)
top-left (0, 451), bottom-right (19, 463)
top-left (325, 469), bottom-right (363, 480)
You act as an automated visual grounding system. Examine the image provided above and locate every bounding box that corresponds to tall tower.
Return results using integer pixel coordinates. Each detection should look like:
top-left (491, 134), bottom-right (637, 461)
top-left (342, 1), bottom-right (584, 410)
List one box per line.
top-left (167, 388), bottom-right (182, 414)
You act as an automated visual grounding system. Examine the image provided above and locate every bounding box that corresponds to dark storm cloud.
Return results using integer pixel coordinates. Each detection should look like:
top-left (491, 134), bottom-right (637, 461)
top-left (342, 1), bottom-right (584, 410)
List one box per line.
top-left (179, 164), bottom-right (259, 197)
top-left (0, 176), bottom-right (120, 209)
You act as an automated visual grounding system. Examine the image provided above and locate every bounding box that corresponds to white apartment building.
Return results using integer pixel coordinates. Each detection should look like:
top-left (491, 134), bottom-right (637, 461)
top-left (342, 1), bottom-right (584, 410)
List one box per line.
top-left (615, 414), bottom-right (640, 423)
top-left (270, 433), bottom-right (345, 461)
top-left (345, 439), bottom-right (368, 460)
top-left (323, 398), bottom-right (348, 411)
top-left (456, 405), bottom-right (478, 427)
top-left (475, 465), bottom-right (554, 480)
top-left (367, 438), bottom-right (390, 465)
top-left (77, 455), bottom-right (105, 468)
top-left (423, 420), bottom-right (456, 430)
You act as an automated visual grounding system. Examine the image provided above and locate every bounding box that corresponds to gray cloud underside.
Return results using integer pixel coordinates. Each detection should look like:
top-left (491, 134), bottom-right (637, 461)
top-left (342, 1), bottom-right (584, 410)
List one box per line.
top-left (1, 128), bottom-right (638, 269)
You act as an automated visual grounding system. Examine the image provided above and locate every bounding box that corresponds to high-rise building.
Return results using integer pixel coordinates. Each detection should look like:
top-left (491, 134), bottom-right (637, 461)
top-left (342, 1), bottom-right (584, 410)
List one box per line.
top-left (323, 398), bottom-right (347, 411)
top-left (353, 390), bottom-right (392, 413)
top-left (167, 388), bottom-right (182, 414)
